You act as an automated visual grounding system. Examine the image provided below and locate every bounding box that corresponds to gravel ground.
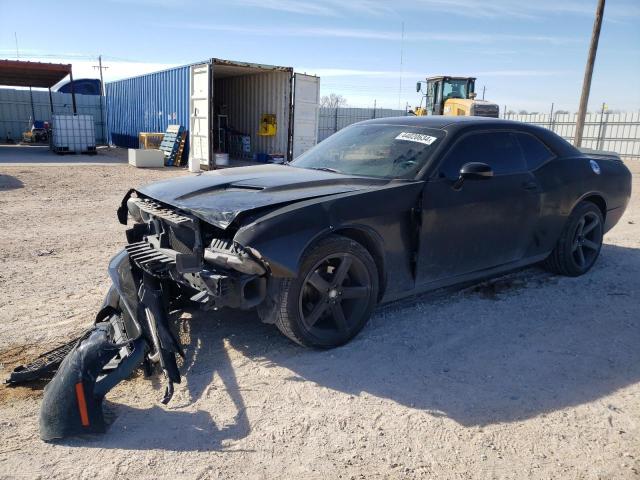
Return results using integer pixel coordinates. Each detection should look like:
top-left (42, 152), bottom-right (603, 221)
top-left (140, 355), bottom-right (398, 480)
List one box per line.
top-left (0, 153), bottom-right (638, 479)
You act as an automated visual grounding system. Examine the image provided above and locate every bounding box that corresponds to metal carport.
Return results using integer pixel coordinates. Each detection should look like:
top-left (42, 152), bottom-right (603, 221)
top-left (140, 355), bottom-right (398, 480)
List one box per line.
top-left (0, 59), bottom-right (78, 115)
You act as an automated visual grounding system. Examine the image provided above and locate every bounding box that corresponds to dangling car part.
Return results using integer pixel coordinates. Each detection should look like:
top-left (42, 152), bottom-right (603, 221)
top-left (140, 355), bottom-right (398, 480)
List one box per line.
top-left (7, 116), bottom-right (629, 441)
top-left (5, 337), bottom-right (80, 386)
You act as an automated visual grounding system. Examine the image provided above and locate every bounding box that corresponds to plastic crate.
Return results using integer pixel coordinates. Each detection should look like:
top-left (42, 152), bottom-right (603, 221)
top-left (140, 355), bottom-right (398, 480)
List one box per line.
top-left (52, 115), bottom-right (96, 154)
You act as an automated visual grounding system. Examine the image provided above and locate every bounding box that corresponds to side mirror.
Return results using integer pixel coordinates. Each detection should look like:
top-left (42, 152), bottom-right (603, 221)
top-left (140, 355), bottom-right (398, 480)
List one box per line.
top-left (453, 162), bottom-right (493, 189)
top-left (416, 81), bottom-right (422, 93)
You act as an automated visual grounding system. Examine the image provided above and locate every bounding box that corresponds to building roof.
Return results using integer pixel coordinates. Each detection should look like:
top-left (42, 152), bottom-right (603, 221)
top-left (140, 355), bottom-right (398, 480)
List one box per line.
top-left (0, 60), bottom-right (72, 88)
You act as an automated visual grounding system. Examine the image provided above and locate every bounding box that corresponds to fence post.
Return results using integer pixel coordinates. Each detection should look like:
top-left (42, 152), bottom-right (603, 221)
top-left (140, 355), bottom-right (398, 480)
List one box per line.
top-left (549, 102), bottom-right (555, 132)
top-left (597, 102), bottom-right (607, 150)
top-left (334, 107), bottom-right (339, 136)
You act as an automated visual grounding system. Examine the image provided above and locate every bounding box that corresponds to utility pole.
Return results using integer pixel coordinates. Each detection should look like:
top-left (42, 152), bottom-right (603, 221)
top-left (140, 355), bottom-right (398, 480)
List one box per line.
top-left (482, 85), bottom-right (486, 100)
top-left (574, 0), bottom-right (605, 147)
top-left (93, 55), bottom-right (109, 145)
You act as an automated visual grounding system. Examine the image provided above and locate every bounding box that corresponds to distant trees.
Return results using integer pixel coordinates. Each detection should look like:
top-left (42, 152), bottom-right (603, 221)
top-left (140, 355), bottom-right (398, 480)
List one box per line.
top-left (320, 93), bottom-right (348, 108)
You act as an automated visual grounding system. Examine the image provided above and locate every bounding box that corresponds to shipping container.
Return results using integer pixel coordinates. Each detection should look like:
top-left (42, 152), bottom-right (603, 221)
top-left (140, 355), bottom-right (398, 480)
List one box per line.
top-left (106, 58), bottom-right (320, 170)
top-left (106, 64), bottom-right (193, 149)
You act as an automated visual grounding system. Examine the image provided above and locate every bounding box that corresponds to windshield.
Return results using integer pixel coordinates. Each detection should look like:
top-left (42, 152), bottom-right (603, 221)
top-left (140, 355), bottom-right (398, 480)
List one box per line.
top-left (442, 79), bottom-right (470, 100)
top-left (291, 124), bottom-right (445, 179)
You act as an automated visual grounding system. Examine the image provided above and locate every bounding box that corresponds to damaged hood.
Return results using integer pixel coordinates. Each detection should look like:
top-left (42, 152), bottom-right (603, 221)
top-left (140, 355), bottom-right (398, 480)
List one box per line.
top-left (136, 164), bottom-right (389, 229)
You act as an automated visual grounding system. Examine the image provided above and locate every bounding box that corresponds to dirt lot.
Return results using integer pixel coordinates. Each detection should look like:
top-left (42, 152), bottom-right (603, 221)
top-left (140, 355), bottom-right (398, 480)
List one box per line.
top-left (0, 153), bottom-right (638, 479)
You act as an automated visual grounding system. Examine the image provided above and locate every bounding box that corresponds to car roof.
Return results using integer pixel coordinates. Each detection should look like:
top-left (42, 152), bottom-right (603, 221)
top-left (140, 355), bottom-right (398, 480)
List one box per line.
top-left (357, 115), bottom-right (579, 157)
top-left (358, 115), bottom-right (520, 130)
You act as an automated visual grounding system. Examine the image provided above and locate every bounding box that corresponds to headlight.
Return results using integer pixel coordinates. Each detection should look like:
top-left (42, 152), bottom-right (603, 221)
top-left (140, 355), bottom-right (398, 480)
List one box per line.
top-left (127, 198), bottom-right (144, 223)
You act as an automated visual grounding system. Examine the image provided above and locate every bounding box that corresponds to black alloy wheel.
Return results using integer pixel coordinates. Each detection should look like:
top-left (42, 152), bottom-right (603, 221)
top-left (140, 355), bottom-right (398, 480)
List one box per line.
top-left (264, 236), bottom-right (379, 348)
top-left (299, 252), bottom-right (372, 339)
top-left (571, 210), bottom-right (602, 270)
top-left (543, 201), bottom-right (604, 276)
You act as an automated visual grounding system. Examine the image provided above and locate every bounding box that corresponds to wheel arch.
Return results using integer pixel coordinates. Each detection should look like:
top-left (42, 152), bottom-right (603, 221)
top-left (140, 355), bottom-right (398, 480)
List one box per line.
top-left (330, 226), bottom-right (387, 301)
top-left (575, 192), bottom-right (607, 220)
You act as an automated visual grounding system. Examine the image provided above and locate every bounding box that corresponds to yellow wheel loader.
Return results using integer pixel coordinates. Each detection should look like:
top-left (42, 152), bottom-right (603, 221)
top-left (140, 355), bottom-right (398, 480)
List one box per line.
top-left (413, 76), bottom-right (499, 118)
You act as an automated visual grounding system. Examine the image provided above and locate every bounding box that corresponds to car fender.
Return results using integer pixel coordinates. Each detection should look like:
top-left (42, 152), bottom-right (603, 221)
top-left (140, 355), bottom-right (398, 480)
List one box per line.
top-left (572, 190), bottom-right (607, 216)
top-left (234, 181), bottom-right (424, 278)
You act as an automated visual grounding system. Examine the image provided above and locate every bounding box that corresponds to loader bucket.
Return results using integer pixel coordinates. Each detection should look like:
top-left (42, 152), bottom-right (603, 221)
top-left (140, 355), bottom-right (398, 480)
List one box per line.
top-left (40, 322), bottom-right (146, 441)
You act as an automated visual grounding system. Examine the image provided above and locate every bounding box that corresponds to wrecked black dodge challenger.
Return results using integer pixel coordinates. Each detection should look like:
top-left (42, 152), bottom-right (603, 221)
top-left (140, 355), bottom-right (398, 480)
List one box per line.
top-left (34, 116), bottom-right (631, 439)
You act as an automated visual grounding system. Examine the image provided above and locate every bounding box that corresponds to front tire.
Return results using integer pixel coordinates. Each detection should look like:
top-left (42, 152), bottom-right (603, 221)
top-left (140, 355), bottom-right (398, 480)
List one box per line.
top-left (543, 201), bottom-right (604, 276)
top-left (265, 236), bottom-right (379, 348)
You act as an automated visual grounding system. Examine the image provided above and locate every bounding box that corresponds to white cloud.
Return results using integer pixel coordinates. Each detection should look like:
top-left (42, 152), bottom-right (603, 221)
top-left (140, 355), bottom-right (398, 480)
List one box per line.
top-left (300, 68), bottom-right (570, 78)
top-left (166, 22), bottom-right (578, 45)
top-left (219, 0), bottom-right (639, 20)
top-left (232, 0), bottom-right (395, 17)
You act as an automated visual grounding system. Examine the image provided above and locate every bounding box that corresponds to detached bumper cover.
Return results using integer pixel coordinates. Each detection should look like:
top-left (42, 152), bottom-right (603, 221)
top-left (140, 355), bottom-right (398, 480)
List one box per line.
top-left (40, 322), bottom-right (146, 441)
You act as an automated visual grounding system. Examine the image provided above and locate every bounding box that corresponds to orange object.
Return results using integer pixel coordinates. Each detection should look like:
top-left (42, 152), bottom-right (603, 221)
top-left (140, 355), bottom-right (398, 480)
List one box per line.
top-left (75, 382), bottom-right (90, 427)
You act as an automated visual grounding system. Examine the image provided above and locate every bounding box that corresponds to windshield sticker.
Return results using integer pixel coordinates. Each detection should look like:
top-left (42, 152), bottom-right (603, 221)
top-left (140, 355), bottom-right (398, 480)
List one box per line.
top-left (395, 132), bottom-right (438, 145)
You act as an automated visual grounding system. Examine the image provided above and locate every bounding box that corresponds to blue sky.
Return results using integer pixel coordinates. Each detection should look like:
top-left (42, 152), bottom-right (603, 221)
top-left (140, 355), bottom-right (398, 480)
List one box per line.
top-left (1, 0), bottom-right (639, 111)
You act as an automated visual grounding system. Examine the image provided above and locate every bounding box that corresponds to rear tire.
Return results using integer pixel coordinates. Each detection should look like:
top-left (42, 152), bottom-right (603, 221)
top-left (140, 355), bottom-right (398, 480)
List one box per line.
top-left (543, 201), bottom-right (604, 276)
top-left (262, 236), bottom-right (379, 348)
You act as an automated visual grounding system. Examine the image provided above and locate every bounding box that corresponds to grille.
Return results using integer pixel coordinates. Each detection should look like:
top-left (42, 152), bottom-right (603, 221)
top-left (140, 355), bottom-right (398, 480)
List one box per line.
top-left (209, 237), bottom-right (234, 253)
top-left (169, 226), bottom-right (195, 255)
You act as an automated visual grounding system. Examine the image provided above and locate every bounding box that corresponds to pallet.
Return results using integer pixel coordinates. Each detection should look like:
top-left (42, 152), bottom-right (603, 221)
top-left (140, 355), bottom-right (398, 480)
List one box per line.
top-left (159, 125), bottom-right (185, 166)
top-left (173, 131), bottom-right (187, 166)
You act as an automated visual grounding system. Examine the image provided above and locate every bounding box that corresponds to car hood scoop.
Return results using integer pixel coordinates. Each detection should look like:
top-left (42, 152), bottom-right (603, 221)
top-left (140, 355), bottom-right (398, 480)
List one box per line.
top-left (136, 164), bottom-right (387, 229)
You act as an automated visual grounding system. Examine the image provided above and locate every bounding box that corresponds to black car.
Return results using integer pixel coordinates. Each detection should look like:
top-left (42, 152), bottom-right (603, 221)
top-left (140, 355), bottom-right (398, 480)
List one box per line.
top-left (37, 116), bottom-right (632, 439)
top-left (126, 116), bottom-right (631, 348)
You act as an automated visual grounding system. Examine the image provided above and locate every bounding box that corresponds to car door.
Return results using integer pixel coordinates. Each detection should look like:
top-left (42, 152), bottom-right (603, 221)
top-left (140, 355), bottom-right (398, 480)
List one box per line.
top-left (417, 130), bottom-right (541, 285)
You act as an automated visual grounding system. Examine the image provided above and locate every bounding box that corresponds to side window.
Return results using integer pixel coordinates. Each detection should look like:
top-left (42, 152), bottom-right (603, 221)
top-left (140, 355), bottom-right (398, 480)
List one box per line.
top-left (439, 132), bottom-right (526, 179)
top-left (515, 132), bottom-right (555, 170)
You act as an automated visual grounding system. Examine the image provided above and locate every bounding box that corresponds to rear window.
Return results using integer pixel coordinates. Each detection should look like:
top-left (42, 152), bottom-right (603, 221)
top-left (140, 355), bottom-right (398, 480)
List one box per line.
top-left (515, 132), bottom-right (555, 170)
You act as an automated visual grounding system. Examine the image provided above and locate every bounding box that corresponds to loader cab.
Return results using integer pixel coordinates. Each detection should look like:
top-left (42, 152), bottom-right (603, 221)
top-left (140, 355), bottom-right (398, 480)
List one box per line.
top-left (418, 76), bottom-right (476, 115)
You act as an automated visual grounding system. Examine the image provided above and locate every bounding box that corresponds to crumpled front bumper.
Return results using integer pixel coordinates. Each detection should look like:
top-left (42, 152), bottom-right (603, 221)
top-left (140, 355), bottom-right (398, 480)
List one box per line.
top-left (40, 251), bottom-right (147, 441)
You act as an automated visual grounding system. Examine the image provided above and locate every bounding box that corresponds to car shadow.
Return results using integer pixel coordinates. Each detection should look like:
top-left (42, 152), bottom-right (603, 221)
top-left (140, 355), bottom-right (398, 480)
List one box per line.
top-left (0, 174), bottom-right (24, 190)
top-left (72, 243), bottom-right (640, 451)
top-left (186, 243), bottom-right (640, 426)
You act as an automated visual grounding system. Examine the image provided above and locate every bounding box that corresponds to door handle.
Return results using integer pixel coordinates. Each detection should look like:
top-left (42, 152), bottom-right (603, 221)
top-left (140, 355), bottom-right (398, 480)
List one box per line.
top-left (522, 180), bottom-right (538, 191)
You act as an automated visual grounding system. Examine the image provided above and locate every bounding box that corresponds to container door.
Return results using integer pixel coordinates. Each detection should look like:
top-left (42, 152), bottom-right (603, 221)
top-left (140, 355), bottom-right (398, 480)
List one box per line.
top-left (189, 63), bottom-right (211, 172)
top-left (291, 73), bottom-right (320, 160)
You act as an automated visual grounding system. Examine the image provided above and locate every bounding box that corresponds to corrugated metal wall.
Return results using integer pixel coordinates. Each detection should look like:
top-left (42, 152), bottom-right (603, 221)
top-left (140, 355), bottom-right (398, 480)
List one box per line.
top-left (215, 70), bottom-right (291, 155)
top-left (504, 112), bottom-right (640, 160)
top-left (318, 107), bottom-right (407, 142)
top-left (106, 65), bottom-right (191, 149)
top-left (0, 88), bottom-right (106, 143)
